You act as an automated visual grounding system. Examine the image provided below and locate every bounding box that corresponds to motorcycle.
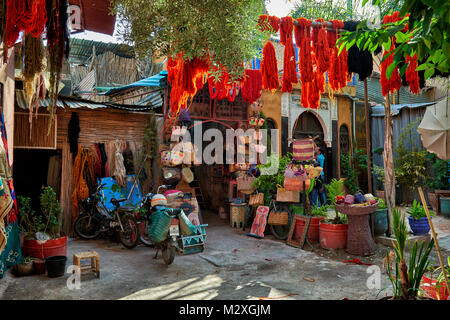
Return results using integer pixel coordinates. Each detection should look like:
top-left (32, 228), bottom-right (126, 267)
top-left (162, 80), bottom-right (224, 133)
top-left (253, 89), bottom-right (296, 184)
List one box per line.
top-left (73, 183), bottom-right (140, 249)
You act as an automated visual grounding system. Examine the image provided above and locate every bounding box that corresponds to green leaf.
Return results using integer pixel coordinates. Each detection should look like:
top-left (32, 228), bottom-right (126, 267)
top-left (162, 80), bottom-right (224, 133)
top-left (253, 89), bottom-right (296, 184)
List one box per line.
top-left (415, 63), bottom-right (428, 71)
top-left (382, 38), bottom-right (392, 51)
top-left (424, 67), bottom-right (435, 79)
top-left (385, 61), bottom-right (398, 80)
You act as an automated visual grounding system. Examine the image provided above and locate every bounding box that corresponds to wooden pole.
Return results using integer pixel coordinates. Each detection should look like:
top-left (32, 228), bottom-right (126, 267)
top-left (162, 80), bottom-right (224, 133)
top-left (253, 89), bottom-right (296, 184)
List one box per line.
top-left (418, 187), bottom-right (450, 295)
top-left (364, 79), bottom-right (373, 194)
top-left (383, 93), bottom-right (395, 236)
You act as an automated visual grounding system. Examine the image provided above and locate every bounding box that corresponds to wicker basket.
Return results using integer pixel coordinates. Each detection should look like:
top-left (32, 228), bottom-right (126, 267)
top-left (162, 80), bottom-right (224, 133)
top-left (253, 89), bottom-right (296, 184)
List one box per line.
top-left (268, 211), bottom-right (289, 225)
top-left (276, 185), bottom-right (299, 202)
top-left (335, 202), bottom-right (379, 216)
top-left (149, 210), bottom-right (172, 243)
top-left (249, 193), bottom-right (264, 206)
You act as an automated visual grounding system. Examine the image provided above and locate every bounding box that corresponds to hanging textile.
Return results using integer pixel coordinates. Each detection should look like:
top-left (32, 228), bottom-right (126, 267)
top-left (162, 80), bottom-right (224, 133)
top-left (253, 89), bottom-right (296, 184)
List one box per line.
top-left (241, 69), bottom-right (262, 104)
top-left (113, 140), bottom-right (126, 187)
top-left (0, 220), bottom-right (22, 278)
top-left (68, 112), bottom-right (80, 161)
top-left (280, 16), bottom-right (297, 92)
top-left (259, 15), bottom-right (280, 92)
top-left (72, 146), bottom-right (90, 221)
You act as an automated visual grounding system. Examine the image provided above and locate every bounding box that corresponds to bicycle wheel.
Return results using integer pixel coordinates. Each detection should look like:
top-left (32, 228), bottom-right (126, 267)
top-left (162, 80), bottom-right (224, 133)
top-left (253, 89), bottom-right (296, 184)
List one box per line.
top-left (118, 214), bottom-right (140, 249)
top-left (74, 214), bottom-right (101, 239)
top-left (269, 204), bottom-right (295, 240)
top-left (139, 217), bottom-right (153, 247)
top-left (161, 241), bottom-right (176, 265)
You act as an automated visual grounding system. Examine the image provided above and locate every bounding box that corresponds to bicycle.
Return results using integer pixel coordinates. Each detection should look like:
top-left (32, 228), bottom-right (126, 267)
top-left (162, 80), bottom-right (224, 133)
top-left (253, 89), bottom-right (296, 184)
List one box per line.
top-left (74, 183), bottom-right (140, 249)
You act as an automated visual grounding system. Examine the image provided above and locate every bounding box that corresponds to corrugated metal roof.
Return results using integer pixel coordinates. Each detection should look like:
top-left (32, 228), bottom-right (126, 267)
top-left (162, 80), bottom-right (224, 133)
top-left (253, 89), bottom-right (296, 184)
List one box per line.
top-left (371, 102), bottom-right (436, 117)
top-left (69, 38), bottom-right (135, 65)
top-left (355, 75), bottom-right (431, 105)
top-left (134, 90), bottom-right (164, 107)
top-left (16, 90), bottom-right (108, 110)
top-left (74, 69), bottom-right (96, 93)
top-left (101, 71), bottom-right (168, 96)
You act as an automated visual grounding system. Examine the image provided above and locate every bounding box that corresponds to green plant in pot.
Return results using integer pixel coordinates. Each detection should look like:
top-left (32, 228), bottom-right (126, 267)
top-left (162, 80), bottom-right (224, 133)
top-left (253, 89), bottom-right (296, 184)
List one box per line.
top-left (407, 200), bottom-right (435, 236)
top-left (373, 197), bottom-right (389, 236)
top-left (382, 207), bottom-right (435, 300)
top-left (424, 154), bottom-right (449, 216)
top-left (19, 187), bottom-right (66, 260)
top-left (372, 164), bottom-right (386, 201)
top-left (319, 178), bottom-right (348, 249)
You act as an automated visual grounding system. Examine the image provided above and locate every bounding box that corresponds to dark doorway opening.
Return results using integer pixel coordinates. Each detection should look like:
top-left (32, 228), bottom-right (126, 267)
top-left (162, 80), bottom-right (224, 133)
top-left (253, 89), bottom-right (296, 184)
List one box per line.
top-left (13, 149), bottom-right (62, 212)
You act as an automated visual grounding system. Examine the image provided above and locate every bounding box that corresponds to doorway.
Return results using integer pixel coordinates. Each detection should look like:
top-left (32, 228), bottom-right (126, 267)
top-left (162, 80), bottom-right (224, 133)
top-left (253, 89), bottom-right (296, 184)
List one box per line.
top-left (13, 149), bottom-right (62, 212)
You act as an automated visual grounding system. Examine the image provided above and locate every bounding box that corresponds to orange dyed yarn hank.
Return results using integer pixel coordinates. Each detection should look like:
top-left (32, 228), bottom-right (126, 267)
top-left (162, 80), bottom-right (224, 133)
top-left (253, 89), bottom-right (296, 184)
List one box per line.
top-left (280, 16), bottom-right (298, 93)
top-left (241, 69), bottom-right (262, 104)
top-left (259, 15), bottom-right (280, 92)
top-left (380, 12), bottom-right (403, 96)
top-left (258, 15), bottom-right (280, 33)
top-left (405, 54), bottom-right (419, 95)
top-left (314, 20), bottom-right (330, 74)
top-left (328, 20), bottom-right (348, 92)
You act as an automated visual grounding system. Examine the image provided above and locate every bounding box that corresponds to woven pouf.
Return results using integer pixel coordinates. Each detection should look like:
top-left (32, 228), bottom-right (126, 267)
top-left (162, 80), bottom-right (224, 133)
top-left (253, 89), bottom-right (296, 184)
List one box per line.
top-left (346, 214), bottom-right (375, 256)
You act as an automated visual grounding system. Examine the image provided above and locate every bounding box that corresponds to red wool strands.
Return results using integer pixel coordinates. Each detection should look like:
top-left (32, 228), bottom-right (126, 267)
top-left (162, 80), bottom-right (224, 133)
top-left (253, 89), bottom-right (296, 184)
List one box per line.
top-left (4, 0), bottom-right (47, 51)
top-left (280, 16), bottom-right (298, 92)
top-left (328, 20), bottom-right (348, 92)
top-left (241, 69), bottom-right (262, 104)
top-left (259, 15), bottom-right (280, 92)
top-left (380, 12), bottom-right (402, 96)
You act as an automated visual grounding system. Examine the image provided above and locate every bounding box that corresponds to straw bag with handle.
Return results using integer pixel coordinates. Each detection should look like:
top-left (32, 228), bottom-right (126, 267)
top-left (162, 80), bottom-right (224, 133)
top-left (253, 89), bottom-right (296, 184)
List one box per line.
top-left (268, 210), bottom-right (289, 226)
top-left (181, 166), bottom-right (194, 183)
top-left (276, 184), bottom-right (299, 202)
top-left (249, 193), bottom-right (264, 206)
top-left (237, 175), bottom-right (255, 192)
top-left (292, 139), bottom-right (315, 161)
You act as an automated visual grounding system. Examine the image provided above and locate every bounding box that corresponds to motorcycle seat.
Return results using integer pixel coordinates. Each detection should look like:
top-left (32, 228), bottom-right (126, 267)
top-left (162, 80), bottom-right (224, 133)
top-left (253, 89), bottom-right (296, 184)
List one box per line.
top-left (117, 206), bottom-right (135, 213)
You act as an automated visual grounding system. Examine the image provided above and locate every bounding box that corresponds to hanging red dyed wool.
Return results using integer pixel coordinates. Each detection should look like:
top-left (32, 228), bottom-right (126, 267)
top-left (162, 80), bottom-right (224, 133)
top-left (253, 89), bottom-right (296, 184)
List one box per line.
top-left (405, 53), bottom-right (419, 95)
top-left (380, 12), bottom-right (402, 96)
top-left (295, 18), bottom-right (314, 108)
top-left (327, 20), bottom-right (348, 92)
top-left (259, 15), bottom-right (280, 92)
top-left (314, 20), bottom-right (330, 74)
top-left (280, 16), bottom-right (297, 92)
top-left (241, 69), bottom-right (262, 104)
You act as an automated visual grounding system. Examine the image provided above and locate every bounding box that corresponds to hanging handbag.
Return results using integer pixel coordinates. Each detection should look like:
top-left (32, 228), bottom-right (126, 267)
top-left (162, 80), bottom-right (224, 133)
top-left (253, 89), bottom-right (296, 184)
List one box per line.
top-left (169, 150), bottom-right (184, 166)
top-left (249, 193), bottom-right (264, 206)
top-left (284, 176), bottom-right (311, 191)
top-left (305, 165), bottom-right (323, 179)
top-left (292, 139), bottom-right (315, 161)
top-left (181, 167), bottom-right (194, 184)
top-left (161, 151), bottom-right (172, 167)
top-left (276, 185), bottom-right (300, 202)
top-left (236, 175), bottom-right (255, 192)
top-left (267, 210), bottom-right (289, 226)
top-left (162, 167), bottom-right (181, 185)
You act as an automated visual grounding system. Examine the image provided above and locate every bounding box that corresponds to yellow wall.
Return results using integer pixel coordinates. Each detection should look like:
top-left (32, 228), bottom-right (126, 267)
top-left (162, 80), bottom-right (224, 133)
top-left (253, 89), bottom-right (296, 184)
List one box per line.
top-left (260, 90), bottom-right (282, 154)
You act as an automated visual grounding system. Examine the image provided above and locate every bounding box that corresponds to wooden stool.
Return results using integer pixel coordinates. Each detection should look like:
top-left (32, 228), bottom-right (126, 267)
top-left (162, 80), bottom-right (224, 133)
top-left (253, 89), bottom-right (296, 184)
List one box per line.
top-left (73, 251), bottom-right (100, 278)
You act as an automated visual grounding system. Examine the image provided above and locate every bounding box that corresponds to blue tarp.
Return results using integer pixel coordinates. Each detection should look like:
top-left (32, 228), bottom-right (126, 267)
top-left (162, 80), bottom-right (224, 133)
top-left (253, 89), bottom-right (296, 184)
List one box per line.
top-left (100, 71), bottom-right (168, 96)
top-left (98, 175), bottom-right (143, 212)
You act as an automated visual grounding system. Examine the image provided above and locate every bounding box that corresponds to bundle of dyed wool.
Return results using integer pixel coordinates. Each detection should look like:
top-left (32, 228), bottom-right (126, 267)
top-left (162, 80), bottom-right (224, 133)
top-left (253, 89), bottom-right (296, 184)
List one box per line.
top-left (327, 20), bottom-right (348, 92)
top-left (259, 15), bottom-right (280, 92)
top-left (380, 13), bottom-right (402, 96)
top-left (280, 16), bottom-right (297, 92)
top-left (241, 69), bottom-right (262, 104)
top-left (343, 21), bottom-right (378, 82)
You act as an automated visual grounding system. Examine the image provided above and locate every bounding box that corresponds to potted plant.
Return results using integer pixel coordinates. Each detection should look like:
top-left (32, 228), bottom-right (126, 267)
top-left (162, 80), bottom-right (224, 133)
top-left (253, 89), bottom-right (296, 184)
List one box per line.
top-left (319, 178), bottom-right (348, 249)
top-left (407, 200), bottom-right (435, 236)
top-left (421, 257), bottom-right (450, 300)
top-left (20, 187), bottom-right (67, 259)
top-left (424, 154), bottom-right (449, 215)
top-left (382, 207), bottom-right (435, 300)
top-left (372, 164), bottom-right (386, 201)
top-left (12, 257), bottom-right (35, 277)
top-left (373, 197), bottom-right (388, 236)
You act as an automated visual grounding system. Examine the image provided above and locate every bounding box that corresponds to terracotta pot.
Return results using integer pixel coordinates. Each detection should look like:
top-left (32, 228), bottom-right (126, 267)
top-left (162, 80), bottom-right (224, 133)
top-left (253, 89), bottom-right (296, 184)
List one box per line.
top-left (319, 222), bottom-right (348, 249)
top-left (294, 216), bottom-right (325, 243)
top-left (13, 261), bottom-right (34, 277)
top-left (427, 193), bottom-right (438, 212)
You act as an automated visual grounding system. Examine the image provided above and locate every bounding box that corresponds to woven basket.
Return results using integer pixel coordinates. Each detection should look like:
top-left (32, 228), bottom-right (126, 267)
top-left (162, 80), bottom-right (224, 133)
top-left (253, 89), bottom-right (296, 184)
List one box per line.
top-left (249, 193), bottom-right (264, 206)
top-left (268, 211), bottom-right (289, 225)
top-left (237, 175), bottom-right (255, 192)
top-left (181, 167), bottom-right (194, 183)
top-left (276, 185), bottom-right (299, 202)
top-left (335, 202), bottom-right (379, 216)
top-left (149, 210), bottom-right (172, 243)
top-left (178, 210), bottom-right (195, 236)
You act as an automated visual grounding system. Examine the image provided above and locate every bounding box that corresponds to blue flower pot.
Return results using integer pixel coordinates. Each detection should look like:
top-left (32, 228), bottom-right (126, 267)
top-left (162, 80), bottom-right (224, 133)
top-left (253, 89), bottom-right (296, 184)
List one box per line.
top-left (408, 216), bottom-right (431, 235)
